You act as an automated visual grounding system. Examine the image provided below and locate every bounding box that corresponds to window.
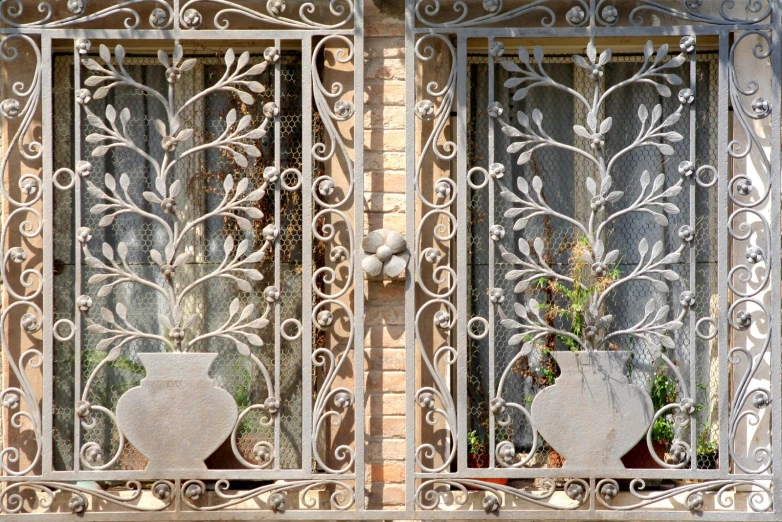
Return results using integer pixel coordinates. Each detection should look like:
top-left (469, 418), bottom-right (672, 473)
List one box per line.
top-left (466, 49), bottom-right (720, 470)
top-left (407, 1), bottom-right (781, 517)
top-left (0, 2), bottom-right (363, 516)
top-left (50, 49), bottom-right (306, 472)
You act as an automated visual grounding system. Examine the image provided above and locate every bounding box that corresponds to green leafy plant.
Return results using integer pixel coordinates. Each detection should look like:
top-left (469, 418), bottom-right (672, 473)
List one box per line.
top-left (535, 235), bottom-right (623, 354)
top-left (467, 430), bottom-right (485, 455)
top-left (650, 368), bottom-right (678, 443)
top-left (511, 236), bottom-right (624, 385)
top-left (696, 426), bottom-right (719, 455)
top-left (82, 350), bottom-right (145, 397)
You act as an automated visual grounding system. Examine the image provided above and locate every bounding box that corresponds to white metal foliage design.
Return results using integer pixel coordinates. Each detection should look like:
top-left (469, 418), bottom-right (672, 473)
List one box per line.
top-left (491, 39), bottom-right (694, 469)
top-left (73, 43), bottom-right (281, 470)
top-left (0, 0), bottom-right (363, 515)
top-left (412, 11), bottom-right (777, 511)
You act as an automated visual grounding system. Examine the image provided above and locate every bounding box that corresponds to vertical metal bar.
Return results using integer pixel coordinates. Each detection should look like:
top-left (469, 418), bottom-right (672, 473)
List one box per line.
top-left (40, 34), bottom-right (53, 477)
top-left (487, 37), bottom-right (496, 470)
top-left (301, 34), bottom-right (314, 473)
top-left (174, 478), bottom-right (181, 512)
top-left (172, 0), bottom-right (180, 31)
top-left (352, 1), bottom-right (366, 506)
top-left (768, 9), bottom-right (782, 512)
top-left (404, 6), bottom-right (418, 510)
top-left (72, 40), bottom-right (83, 474)
top-left (273, 36), bottom-right (282, 471)
top-left (688, 40), bottom-right (697, 472)
top-left (717, 30), bottom-right (730, 475)
top-left (455, 34), bottom-right (468, 473)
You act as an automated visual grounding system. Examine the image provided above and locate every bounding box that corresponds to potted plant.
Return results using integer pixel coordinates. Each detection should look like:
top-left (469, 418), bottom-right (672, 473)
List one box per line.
top-left (493, 39), bottom-right (693, 471)
top-left (74, 43), bottom-right (280, 472)
top-left (622, 367), bottom-right (676, 468)
top-left (696, 426), bottom-right (719, 470)
top-left (466, 429), bottom-right (508, 488)
top-left (502, 237), bottom-right (655, 471)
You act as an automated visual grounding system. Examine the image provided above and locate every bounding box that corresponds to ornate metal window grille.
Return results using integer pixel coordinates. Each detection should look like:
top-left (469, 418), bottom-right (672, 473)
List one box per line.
top-left (0, 1), bottom-right (365, 517)
top-left (406, 0), bottom-right (782, 518)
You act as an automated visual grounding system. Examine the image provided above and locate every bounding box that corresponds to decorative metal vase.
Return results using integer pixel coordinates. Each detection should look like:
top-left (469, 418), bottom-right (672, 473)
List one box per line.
top-left (531, 351), bottom-right (653, 471)
top-left (116, 352), bottom-right (238, 471)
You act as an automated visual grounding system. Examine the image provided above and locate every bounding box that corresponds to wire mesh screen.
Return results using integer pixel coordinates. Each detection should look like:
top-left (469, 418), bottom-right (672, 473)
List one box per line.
top-left (51, 51), bottom-right (305, 471)
top-left (466, 51), bottom-right (720, 470)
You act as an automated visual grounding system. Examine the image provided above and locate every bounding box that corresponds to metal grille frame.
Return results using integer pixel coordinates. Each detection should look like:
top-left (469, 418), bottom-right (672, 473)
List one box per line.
top-left (405, 0), bottom-right (782, 519)
top-left (0, 1), bottom-right (366, 518)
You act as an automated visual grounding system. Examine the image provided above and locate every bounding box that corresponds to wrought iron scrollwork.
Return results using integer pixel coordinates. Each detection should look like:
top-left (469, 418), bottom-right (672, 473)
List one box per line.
top-left (0, 480), bottom-right (175, 515)
top-left (0, 0), bottom-right (174, 29)
top-left (71, 42), bottom-right (282, 471)
top-left (179, 0), bottom-right (355, 29)
top-left (596, 478), bottom-right (772, 512)
top-left (410, 0), bottom-right (778, 515)
top-left (414, 0), bottom-right (773, 28)
top-left (492, 38), bottom-right (698, 468)
top-left (309, 34), bottom-right (357, 475)
top-left (0, 0), bottom-right (363, 518)
top-left (724, 29), bottom-right (775, 475)
top-left (181, 478), bottom-right (355, 511)
top-left (0, 34), bottom-right (44, 478)
top-left (414, 0), bottom-right (556, 28)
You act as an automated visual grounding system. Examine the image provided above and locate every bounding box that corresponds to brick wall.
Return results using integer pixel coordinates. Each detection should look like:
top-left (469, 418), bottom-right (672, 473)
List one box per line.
top-left (363, 0), bottom-right (407, 510)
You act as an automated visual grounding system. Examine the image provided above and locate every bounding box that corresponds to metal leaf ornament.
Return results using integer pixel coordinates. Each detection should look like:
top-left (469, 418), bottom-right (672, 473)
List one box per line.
top-left (492, 38), bottom-right (690, 355)
top-left (78, 44), bottom-right (281, 355)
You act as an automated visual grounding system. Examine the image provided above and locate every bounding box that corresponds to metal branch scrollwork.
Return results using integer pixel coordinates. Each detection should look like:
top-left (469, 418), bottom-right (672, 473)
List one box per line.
top-left (491, 38), bottom-right (700, 468)
top-left (410, 0), bottom-right (779, 516)
top-left (181, 478), bottom-right (354, 511)
top-left (413, 1), bottom-right (772, 29)
top-left (596, 478), bottom-right (772, 512)
top-left (414, 0), bottom-right (556, 28)
top-left (74, 43), bottom-right (282, 470)
top-left (724, 29), bottom-right (775, 475)
top-left (413, 31), bottom-right (462, 473)
top-left (629, 0), bottom-right (772, 26)
top-left (308, 35), bottom-right (357, 474)
top-left (0, 480), bottom-right (175, 515)
top-left (415, 478), bottom-right (587, 511)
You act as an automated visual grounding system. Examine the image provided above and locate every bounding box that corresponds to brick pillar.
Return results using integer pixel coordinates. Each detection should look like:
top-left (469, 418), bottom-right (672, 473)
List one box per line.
top-left (364, 0), bottom-right (407, 510)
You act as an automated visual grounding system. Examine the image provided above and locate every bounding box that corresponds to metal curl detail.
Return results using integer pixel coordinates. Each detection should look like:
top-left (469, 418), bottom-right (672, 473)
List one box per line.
top-left (415, 478), bottom-right (579, 511)
top-left (180, 478), bottom-right (354, 511)
top-left (596, 478), bottom-right (772, 512)
top-left (630, 0), bottom-right (771, 26)
top-left (414, 0), bottom-right (555, 28)
top-left (0, 480), bottom-right (174, 514)
top-left (179, 0), bottom-right (354, 30)
top-left (0, 0), bottom-right (174, 28)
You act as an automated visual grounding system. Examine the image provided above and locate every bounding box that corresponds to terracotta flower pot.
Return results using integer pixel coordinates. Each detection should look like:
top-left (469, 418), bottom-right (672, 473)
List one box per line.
top-left (466, 451), bottom-right (509, 490)
top-left (116, 352), bottom-right (238, 471)
top-left (621, 440), bottom-right (667, 469)
top-left (548, 448), bottom-right (565, 468)
top-left (531, 351), bottom-right (653, 471)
